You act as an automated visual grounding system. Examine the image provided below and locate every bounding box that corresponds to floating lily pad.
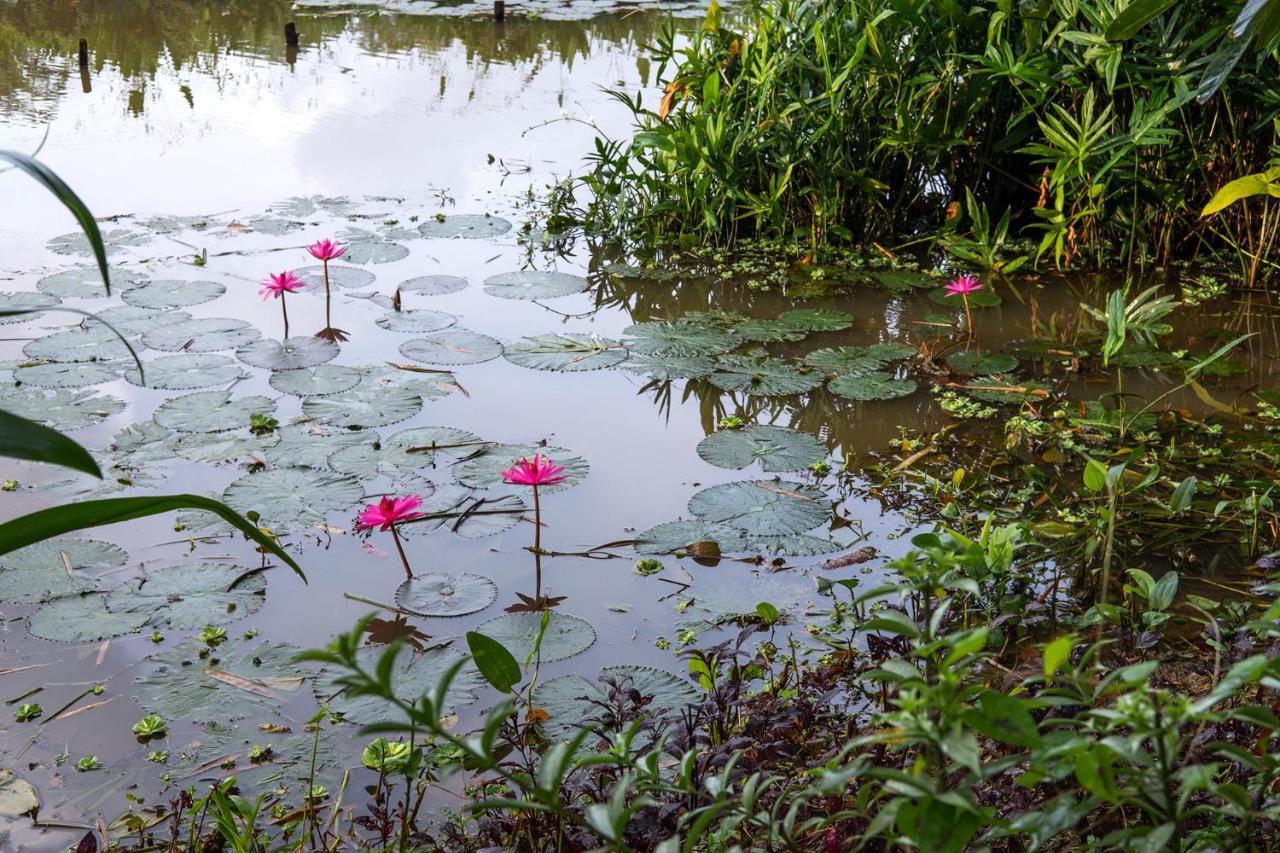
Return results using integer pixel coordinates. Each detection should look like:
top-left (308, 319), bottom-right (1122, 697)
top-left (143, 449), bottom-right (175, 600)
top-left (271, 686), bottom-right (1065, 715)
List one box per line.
top-left (245, 216), bottom-right (304, 235)
top-left (697, 426), bottom-right (826, 472)
top-left (13, 360), bottom-right (120, 388)
top-left (0, 769), bottom-right (38, 825)
top-left (87, 305), bottom-right (191, 337)
top-left (929, 286), bottom-right (1002, 308)
top-left (872, 269), bottom-right (938, 292)
top-left (336, 228), bottom-right (410, 264)
top-left (48, 228), bottom-right (149, 257)
top-left (634, 520), bottom-right (840, 557)
top-left (269, 364), bottom-right (361, 398)
top-left (533, 666), bottom-right (698, 742)
top-left (962, 376), bottom-right (1052, 405)
top-left (483, 271), bottom-right (588, 300)
top-left (301, 385), bottom-right (423, 429)
top-left (0, 387), bottom-right (125, 430)
top-left (633, 520), bottom-right (735, 555)
top-left (359, 364), bottom-right (460, 401)
top-left (24, 326), bottom-right (134, 363)
top-left (134, 641), bottom-right (304, 722)
top-left (318, 645), bottom-right (479, 724)
top-left (413, 487), bottom-right (526, 539)
top-left (143, 318), bottom-right (262, 353)
top-left (399, 330), bottom-right (503, 365)
top-left (417, 214), bottom-right (512, 239)
top-left (170, 431), bottom-right (276, 464)
top-left (105, 563), bottom-right (266, 629)
top-left (473, 611), bottom-right (596, 663)
top-left (295, 265), bottom-right (376, 292)
top-left (804, 343), bottom-right (915, 374)
top-left (154, 391), bottom-right (276, 433)
top-left (0, 291), bottom-right (59, 323)
top-left (827, 371), bottom-right (917, 401)
top-left (329, 425), bottom-right (483, 479)
top-left (946, 350), bottom-right (1018, 375)
top-left (452, 444), bottom-right (587, 493)
top-left (36, 265), bottom-right (147, 298)
top-left (394, 572), bottom-right (497, 617)
top-left (0, 539), bottom-right (127, 604)
top-left (223, 467), bottom-right (364, 531)
top-left (236, 337), bottom-right (339, 370)
top-left (374, 310), bottom-right (457, 333)
top-left (27, 595), bottom-right (150, 642)
top-left (398, 275), bottom-right (468, 295)
top-left (779, 308), bottom-right (853, 332)
top-left (624, 353), bottom-right (717, 380)
top-left (708, 356), bottom-right (824, 396)
top-left (108, 421), bottom-right (175, 463)
top-left (261, 424), bottom-right (368, 470)
top-left (270, 195), bottom-right (353, 217)
top-left (126, 354), bottom-right (247, 390)
top-left (687, 480), bottom-right (829, 536)
top-left (122, 279), bottom-right (225, 309)
top-left (623, 321), bottom-right (741, 357)
top-left (503, 333), bottom-right (628, 372)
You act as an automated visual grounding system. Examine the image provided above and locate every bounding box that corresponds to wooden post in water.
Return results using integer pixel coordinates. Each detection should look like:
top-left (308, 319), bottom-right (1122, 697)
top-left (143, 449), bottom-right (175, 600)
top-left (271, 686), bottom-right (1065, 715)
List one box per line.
top-left (77, 39), bottom-right (89, 68)
top-left (78, 38), bottom-right (91, 92)
top-left (285, 22), bottom-right (299, 47)
top-left (494, 1), bottom-right (505, 22)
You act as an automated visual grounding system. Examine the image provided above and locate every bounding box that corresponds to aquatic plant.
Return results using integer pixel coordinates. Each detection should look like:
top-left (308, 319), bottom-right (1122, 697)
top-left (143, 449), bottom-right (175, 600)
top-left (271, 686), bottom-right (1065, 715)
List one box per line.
top-left (355, 495), bottom-right (426, 580)
top-left (501, 454), bottom-right (566, 603)
top-left (307, 238), bottom-right (349, 342)
top-left (259, 270), bottom-right (305, 339)
top-left (943, 273), bottom-right (983, 342)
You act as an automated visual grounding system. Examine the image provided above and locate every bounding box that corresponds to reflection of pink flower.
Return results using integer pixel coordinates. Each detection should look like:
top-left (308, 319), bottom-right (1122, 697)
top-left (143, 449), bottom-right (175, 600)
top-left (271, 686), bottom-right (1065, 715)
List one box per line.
top-left (259, 271), bottom-right (305, 300)
top-left (944, 274), bottom-right (983, 297)
top-left (501, 454), bottom-right (567, 487)
top-left (306, 239), bottom-right (346, 261)
top-left (355, 495), bottom-right (425, 533)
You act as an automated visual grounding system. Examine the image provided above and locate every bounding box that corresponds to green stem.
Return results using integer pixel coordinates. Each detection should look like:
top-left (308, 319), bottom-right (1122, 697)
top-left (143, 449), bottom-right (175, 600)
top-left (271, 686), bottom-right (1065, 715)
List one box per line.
top-left (532, 485), bottom-right (542, 598)
top-left (322, 259), bottom-right (332, 329)
top-left (390, 527), bottom-right (413, 580)
top-left (281, 293), bottom-right (290, 340)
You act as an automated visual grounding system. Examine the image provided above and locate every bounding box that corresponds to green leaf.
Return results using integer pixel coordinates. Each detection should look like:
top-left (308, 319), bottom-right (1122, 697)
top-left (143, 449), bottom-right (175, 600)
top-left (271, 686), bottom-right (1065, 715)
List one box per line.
top-left (965, 690), bottom-right (1041, 748)
top-left (0, 151), bottom-right (110, 295)
top-left (1149, 571), bottom-right (1179, 612)
top-left (0, 495), bottom-right (305, 581)
top-left (1043, 635), bottom-right (1074, 677)
top-left (1104, 0), bottom-right (1178, 41)
top-left (1201, 167), bottom-right (1280, 217)
top-left (0, 409), bottom-right (101, 477)
top-left (755, 601), bottom-right (779, 624)
top-left (1170, 476), bottom-right (1197, 513)
top-left (466, 631), bottom-right (521, 694)
top-left (1083, 458), bottom-right (1107, 492)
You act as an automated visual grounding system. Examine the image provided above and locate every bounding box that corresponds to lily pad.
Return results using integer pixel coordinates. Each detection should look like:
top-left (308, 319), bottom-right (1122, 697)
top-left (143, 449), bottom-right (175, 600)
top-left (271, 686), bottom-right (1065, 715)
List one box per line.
top-left (13, 360), bottom-right (120, 388)
top-left (336, 228), bottom-right (410, 264)
top-left (872, 269), bottom-right (939, 292)
top-left (317, 646), bottom-right (479, 725)
top-left (452, 444), bottom-right (588, 493)
top-left (268, 364), bottom-right (363, 397)
top-left (946, 350), bottom-right (1018, 375)
top-left (400, 330), bottom-right (503, 365)
top-left (26, 595), bottom-right (150, 642)
top-left (929, 286), bottom-right (1002, 308)
top-left (143, 318), bottom-right (262, 353)
top-left (804, 343), bottom-right (916, 374)
top-left (623, 321), bottom-right (741, 357)
top-left (394, 572), bottom-right (497, 617)
top-left (270, 195), bottom-right (353, 217)
top-left (108, 421), bottom-right (175, 463)
top-left (295, 265), bottom-right (376, 292)
top-left (0, 387), bottom-right (125, 430)
top-left (236, 337), bottom-right (339, 371)
top-left (126, 354), bottom-right (247, 390)
top-left (48, 228), bottom-right (149, 257)
top-left (171, 431), bottom-right (276, 464)
top-left (633, 520), bottom-right (735, 555)
top-left (154, 391), bottom-right (276, 433)
top-left (329, 426), bottom-right (483, 479)
top-left (122, 279), bottom-right (225, 309)
top-left (697, 426), bottom-right (825, 472)
top-left (87, 305), bottom-right (191, 337)
top-left (0, 770), bottom-right (38, 824)
top-left (0, 291), bottom-right (59, 323)
top-left (533, 666), bottom-right (698, 742)
top-left (827, 371), bottom-right (917, 401)
top-left (417, 214), bottom-right (512, 240)
top-left (708, 356), bottom-right (825, 396)
top-left (413, 487), bottom-right (526, 539)
top-left (374, 310), bottom-right (457, 334)
top-left (483, 271), bottom-right (588, 300)
top-left (778, 308), bottom-right (853, 332)
top-left (687, 480), bottom-right (829, 536)
top-left (133, 641), bottom-right (304, 722)
top-left (624, 353), bottom-right (717, 380)
top-left (36, 265), bottom-right (146, 298)
top-left (261, 424), bottom-right (368, 470)
top-left (473, 611), bottom-right (596, 663)
top-left (105, 563), bottom-right (266, 629)
top-left (301, 385), bottom-right (423, 428)
top-left (503, 333), bottom-right (628, 372)
top-left (24, 326), bottom-right (134, 363)
top-left (223, 467), bottom-right (364, 530)
top-left (0, 539), bottom-right (127, 604)
top-left (399, 275), bottom-right (468, 295)
top-left (962, 376), bottom-right (1052, 405)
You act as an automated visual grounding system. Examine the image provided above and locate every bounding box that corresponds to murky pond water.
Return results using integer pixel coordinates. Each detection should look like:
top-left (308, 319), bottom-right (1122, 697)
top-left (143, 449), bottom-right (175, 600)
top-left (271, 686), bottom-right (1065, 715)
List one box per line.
top-left (0, 1), bottom-right (1278, 844)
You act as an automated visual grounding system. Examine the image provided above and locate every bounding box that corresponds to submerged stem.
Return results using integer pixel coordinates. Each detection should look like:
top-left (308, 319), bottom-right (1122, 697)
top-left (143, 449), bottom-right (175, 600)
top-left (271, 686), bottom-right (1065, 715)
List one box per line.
top-left (322, 258), bottom-right (331, 329)
top-left (389, 526), bottom-right (413, 580)
top-left (532, 484), bottom-right (542, 597)
top-left (280, 293), bottom-right (290, 340)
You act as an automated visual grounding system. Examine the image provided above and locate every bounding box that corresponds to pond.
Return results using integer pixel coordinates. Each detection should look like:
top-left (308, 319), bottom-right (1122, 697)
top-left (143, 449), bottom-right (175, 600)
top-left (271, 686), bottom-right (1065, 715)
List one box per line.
top-left (1, 0), bottom-right (1279, 845)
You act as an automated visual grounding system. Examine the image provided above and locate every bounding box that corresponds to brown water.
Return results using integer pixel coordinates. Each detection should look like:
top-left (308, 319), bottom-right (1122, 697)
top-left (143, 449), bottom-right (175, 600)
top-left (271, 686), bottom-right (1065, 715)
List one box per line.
top-left (0, 1), bottom-right (1278, 845)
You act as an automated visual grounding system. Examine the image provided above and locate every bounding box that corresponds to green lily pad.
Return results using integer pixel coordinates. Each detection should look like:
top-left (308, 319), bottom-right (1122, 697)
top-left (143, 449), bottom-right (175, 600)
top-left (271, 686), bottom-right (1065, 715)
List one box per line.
top-left (107, 421), bottom-right (174, 463)
top-left (318, 646), bottom-right (480, 725)
top-left (533, 666), bottom-right (698, 742)
top-left (36, 265), bottom-right (147, 298)
top-left (245, 216), bottom-right (304, 236)
top-left (483, 271), bottom-right (588, 300)
top-left (14, 360), bottom-right (120, 388)
top-left (223, 467), bottom-right (364, 531)
top-left (804, 343), bottom-right (916, 374)
top-left (452, 444), bottom-right (588, 493)
top-left (872, 269), bottom-right (939, 292)
top-left (0, 387), bottom-right (125, 430)
top-left (946, 350), bottom-right (1018, 375)
top-left (301, 385), bottom-right (423, 428)
top-left (143, 318), bottom-right (262, 353)
top-left (270, 195), bottom-right (353, 217)
top-left (0, 539), bottom-right (127, 604)
top-left (412, 487), bottom-right (526, 539)
top-left (708, 356), bottom-right (825, 396)
top-left (26, 595), bottom-right (150, 642)
top-left (121, 279), bottom-right (225, 309)
top-left (634, 520), bottom-right (840, 557)
top-left (170, 431), bottom-right (277, 464)
top-left (375, 310), bottom-right (457, 334)
top-left (929, 286), bottom-right (1002, 308)
top-left (417, 214), bottom-right (512, 239)
top-left (336, 228), bottom-right (410, 264)
top-left (295, 265), bottom-right (376, 292)
top-left (236, 337), bottom-right (339, 371)
top-left (696, 426), bottom-right (825, 472)
top-left (503, 334), bottom-right (628, 372)
top-left (827, 371), bottom-right (917, 401)
top-left (399, 275), bottom-right (468, 295)
top-left (687, 480), bottom-right (829, 537)
top-left (24, 326), bottom-right (133, 363)
top-left (48, 228), bottom-right (150, 257)
top-left (0, 769), bottom-right (38, 824)
top-left (633, 520), bottom-right (736, 555)
top-left (0, 292), bottom-right (59, 323)
top-left (126, 354), bottom-right (247, 390)
top-left (394, 572), bottom-right (497, 617)
top-left (399, 330), bottom-right (503, 365)
top-left (962, 376), bottom-right (1052, 405)
top-left (154, 391), bottom-right (276, 433)
top-left (105, 562), bottom-right (266, 629)
top-left (133, 641), bottom-right (304, 722)
top-left (623, 321), bottom-right (741, 357)
top-left (329, 425), bottom-right (483, 479)
top-left (268, 364), bottom-right (363, 397)
top-left (473, 611), bottom-right (596, 663)
top-left (261, 425), bottom-right (368, 470)
top-left (87, 305), bottom-right (191, 337)
top-left (779, 308), bottom-right (853, 332)
top-left (624, 353), bottom-right (717, 380)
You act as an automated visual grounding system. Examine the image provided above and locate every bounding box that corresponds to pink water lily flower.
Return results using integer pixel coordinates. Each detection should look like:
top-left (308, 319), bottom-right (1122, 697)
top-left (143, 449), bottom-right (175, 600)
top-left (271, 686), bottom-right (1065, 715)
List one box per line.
top-left (944, 274), bottom-right (983, 297)
top-left (260, 271), bottom-right (306, 338)
top-left (355, 495), bottom-right (425, 579)
top-left (306, 239), bottom-right (346, 261)
top-left (501, 454), bottom-right (567, 487)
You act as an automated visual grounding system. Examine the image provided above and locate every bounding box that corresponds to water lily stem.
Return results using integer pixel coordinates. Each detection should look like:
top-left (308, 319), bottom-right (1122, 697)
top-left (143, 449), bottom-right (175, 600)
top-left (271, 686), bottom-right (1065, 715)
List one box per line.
top-left (962, 293), bottom-right (974, 344)
top-left (280, 293), bottom-right (290, 340)
top-left (322, 258), bottom-right (332, 329)
top-left (532, 485), bottom-right (542, 597)
top-left (389, 526), bottom-right (413, 580)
